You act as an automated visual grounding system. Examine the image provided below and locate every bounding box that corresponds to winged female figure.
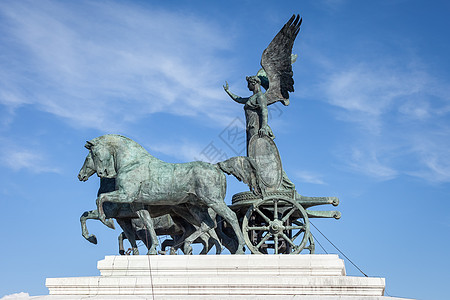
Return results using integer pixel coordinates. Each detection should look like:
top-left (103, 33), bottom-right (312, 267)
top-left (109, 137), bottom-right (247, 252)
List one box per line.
top-left (223, 14), bottom-right (302, 152)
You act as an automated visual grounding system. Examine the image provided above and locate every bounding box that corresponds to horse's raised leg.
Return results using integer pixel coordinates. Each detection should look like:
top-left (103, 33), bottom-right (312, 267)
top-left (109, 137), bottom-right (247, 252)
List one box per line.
top-left (80, 210), bottom-right (100, 244)
top-left (135, 209), bottom-right (159, 255)
top-left (96, 191), bottom-right (127, 229)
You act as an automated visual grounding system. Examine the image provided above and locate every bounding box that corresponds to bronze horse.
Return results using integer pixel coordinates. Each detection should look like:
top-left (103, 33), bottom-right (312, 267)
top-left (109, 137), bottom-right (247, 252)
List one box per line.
top-left (78, 151), bottom-right (223, 254)
top-left (86, 134), bottom-right (256, 254)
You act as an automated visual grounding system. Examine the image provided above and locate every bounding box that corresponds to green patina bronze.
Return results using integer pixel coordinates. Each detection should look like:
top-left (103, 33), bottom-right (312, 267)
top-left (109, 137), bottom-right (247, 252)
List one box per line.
top-left (78, 14), bottom-right (341, 255)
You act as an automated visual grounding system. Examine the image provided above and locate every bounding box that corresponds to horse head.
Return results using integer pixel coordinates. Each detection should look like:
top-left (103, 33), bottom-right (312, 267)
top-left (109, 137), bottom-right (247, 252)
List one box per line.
top-left (78, 152), bottom-right (96, 181)
top-left (84, 139), bottom-right (117, 178)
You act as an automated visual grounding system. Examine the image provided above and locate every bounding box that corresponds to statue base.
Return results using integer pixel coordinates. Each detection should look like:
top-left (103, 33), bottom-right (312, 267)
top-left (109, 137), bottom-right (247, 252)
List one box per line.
top-left (41, 254), bottom-right (411, 299)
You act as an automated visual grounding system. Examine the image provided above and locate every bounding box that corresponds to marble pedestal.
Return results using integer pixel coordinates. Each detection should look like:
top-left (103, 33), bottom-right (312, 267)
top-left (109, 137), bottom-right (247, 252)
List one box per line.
top-left (42, 254), bottom-right (412, 299)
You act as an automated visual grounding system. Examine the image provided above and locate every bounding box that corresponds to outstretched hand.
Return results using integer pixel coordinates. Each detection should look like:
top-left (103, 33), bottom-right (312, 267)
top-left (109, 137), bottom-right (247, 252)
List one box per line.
top-left (223, 81), bottom-right (229, 91)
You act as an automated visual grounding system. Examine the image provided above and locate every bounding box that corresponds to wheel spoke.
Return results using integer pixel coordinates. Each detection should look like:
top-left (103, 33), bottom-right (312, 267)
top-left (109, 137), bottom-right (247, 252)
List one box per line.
top-left (281, 232), bottom-right (296, 248)
top-left (255, 207), bottom-right (271, 223)
top-left (291, 229), bottom-right (304, 241)
top-left (285, 225), bottom-right (305, 230)
top-left (281, 206), bottom-right (297, 222)
top-left (292, 220), bottom-right (304, 226)
top-left (256, 232), bottom-right (272, 249)
top-left (247, 226), bottom-right (269, 231)
top-left (274, 200), bottom-right (278, 220)
top-left (274, 234), bottom-right (279, 254)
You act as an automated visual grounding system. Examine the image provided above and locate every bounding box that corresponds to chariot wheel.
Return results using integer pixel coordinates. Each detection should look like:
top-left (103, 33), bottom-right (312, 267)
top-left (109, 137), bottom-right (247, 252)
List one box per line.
top-left (242, 194), bottom-right (310, 254)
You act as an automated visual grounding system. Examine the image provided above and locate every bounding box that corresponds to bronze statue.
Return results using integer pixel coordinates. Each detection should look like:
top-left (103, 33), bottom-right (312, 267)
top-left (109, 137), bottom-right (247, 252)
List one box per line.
top-left (224, 14), bottom-right (302, 152)
top-left (79, 14), bottom-right (341, 255)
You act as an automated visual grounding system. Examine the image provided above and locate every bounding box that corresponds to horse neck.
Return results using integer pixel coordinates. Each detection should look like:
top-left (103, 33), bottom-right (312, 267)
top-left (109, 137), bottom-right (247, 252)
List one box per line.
top-left (113, 140), bottom-right (156, 171)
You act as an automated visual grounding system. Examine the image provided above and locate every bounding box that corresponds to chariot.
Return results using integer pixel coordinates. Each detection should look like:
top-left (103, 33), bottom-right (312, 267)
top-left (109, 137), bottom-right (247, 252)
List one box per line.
top-left (224, 135), bottom-right (341, 254)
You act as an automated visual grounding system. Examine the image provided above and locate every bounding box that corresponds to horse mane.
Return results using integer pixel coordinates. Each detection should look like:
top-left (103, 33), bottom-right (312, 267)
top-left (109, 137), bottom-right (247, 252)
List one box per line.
top-left (89, 134), bottom-right (153, 159)
top-left (89, 134), bottom-right (132, 145)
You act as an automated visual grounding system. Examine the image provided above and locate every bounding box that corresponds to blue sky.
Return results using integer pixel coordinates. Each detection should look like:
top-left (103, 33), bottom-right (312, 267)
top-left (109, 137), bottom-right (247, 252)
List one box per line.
top-left (1, 0), bottom-right (449, 299)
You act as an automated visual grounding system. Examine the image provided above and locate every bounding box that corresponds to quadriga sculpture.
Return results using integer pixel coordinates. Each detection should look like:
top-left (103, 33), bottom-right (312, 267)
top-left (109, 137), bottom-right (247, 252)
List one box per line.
top-left (86, 134), bottom-right (259, 255)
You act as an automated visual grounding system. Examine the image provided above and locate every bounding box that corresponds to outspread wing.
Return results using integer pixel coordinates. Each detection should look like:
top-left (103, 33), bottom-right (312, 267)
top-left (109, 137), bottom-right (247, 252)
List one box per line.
top-left (260, 14), bottom-right (302, 106)
top-left (257, 54), bottom-right (298, 91)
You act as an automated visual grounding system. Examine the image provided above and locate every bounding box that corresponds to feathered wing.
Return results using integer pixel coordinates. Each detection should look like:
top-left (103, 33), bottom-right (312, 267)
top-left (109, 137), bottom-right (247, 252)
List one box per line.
top-left (257, 54), bottom-right (298, 91)
top-left (260, 14), bottom-right (302, 106)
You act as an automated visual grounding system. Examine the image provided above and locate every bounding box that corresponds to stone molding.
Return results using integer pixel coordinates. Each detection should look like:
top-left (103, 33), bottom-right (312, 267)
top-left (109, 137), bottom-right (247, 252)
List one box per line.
top-left (41, 254), bottom-right (413, 299)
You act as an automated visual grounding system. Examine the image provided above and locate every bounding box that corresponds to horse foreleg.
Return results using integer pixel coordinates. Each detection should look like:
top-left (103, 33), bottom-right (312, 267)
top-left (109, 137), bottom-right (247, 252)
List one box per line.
top-left (135, 209), bottom-right (158, 255)
top-left (204, 208), bottom-right (222, 254)
top-left (209, 202), bottom-right (246, 254)
top-left (161, 239), bottom-right (174, 253)
top-left (207, 229), bottom-right (223, 254)
top-left (212, 237), bottom-right (222, 255)
top-left (198, 233), bottom-right (210, 255)
top-left (118, 232), bottom-right (126, 255)
top-left (216, 216), bottom-right (239, 253)
top-left (195, 229), bottom-right (222, 255)
top-left (180, 205), bottom-right (217, 254)
top-left (136, 228), bottom-right (153, 254)
top-left (96, 191), bottom-right (127, 229)
top-left (80, 210), bottom-right (99, 244)
top-left (183, 225), bottom-right (206, 255)
top-left (116, 219), bottom-right (139, 255)
top-left (172, 224), bottom-right (195, 254)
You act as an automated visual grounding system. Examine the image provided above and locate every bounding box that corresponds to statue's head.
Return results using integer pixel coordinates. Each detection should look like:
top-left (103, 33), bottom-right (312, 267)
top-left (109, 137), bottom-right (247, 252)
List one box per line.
top-left (84, 139), bottom-right (117, 178)
top-left (78, 152), bottom-right (96, 181)
top-left (246, 76), bottom-right (261, 91)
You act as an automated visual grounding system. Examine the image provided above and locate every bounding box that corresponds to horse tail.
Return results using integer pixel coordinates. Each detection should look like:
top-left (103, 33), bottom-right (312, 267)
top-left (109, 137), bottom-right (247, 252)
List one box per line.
top-left (216, 156), bottom-right (262, 196)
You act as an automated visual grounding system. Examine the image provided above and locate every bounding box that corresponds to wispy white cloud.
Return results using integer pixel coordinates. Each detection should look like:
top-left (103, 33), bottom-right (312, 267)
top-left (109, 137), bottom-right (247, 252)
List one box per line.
top-left (146, 140), bottom-right (205, 163)
top-left (294, 171), bottom-right (326, 185)
top-left (0, 0), bottom-right (236, 131)
top-left (340, 146), bottom-right (398, 180)
top-left (405, 132), bottom-right (450, 183)
top-left (0, 140), bottom-right (60, 173)
top-left (316, 58), bottom-right (450, 183)
top-left (320, 64), bottom-right (432, 133)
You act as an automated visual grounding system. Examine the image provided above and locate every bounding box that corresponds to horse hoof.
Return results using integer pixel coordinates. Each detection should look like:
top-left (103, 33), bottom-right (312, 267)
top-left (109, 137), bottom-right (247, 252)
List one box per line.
top-left (132, 248), bottom-right (139, 255)
top-left (147, 248), bottom-right (158, 255)
top-left (87, 235), bottom-right (98, 244)
top-left (235, 246), bottom-right (245, 254)
top-left (183, 246), bottom-right (193, 255)
top-left (119, 250), bottom-right (125, 255)
top-left (105, 219), bottom-right (115, 229)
